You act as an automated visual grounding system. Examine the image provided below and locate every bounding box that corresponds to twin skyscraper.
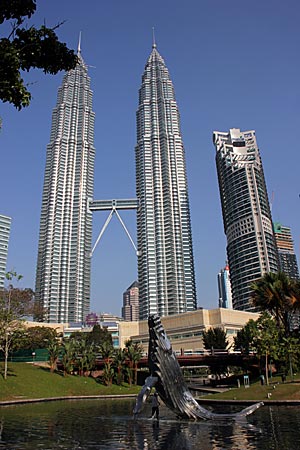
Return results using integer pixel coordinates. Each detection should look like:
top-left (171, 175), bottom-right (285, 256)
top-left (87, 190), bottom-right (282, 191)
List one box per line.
top-left (35, 42), bottom-right (197, 323)
top-left (35, 41), bottom-right (279, 323)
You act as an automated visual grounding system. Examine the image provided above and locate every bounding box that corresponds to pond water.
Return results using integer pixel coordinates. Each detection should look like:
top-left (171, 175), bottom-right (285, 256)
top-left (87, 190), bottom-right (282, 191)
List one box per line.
top-left (0, 399), bottom-right (299, 449)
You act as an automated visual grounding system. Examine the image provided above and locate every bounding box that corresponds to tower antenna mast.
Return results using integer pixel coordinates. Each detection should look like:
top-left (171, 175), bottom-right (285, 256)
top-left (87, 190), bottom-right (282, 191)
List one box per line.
top-left (77, 31), bottom-right (82, 55)
top-left (152, 27), bottom-right (156, 48)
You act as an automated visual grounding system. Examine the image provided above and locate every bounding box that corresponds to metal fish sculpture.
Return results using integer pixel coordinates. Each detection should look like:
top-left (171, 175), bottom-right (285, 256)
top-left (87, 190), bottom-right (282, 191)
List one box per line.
top-left (133, 314), bottom-right (263, 420)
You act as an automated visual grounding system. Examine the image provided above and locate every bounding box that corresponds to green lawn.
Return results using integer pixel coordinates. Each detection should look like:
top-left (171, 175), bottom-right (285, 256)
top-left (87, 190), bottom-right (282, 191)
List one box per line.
top-left (2, 364), bottom-right (300, 403)
top-left (201, 376), bottom-right (300, 401)
top-left (0, 363), bottom-right (140, 402)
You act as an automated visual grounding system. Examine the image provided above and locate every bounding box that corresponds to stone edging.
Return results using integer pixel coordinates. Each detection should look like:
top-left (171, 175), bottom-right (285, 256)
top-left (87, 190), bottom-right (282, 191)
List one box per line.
top-left (0, 394), bottom-right (137, 406)
top-left (1, 395), bottom-right (300, 407)
top-left (197, 398), bottom-right (300, 405)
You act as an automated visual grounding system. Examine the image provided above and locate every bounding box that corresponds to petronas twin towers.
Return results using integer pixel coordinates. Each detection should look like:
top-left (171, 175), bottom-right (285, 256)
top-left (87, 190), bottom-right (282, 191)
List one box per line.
top-left (35, 42), bottom-right (197, 323)
top-left (136, 44), bottom-right (196, 319)
top-left (35, 49), bottom-right (95, 323)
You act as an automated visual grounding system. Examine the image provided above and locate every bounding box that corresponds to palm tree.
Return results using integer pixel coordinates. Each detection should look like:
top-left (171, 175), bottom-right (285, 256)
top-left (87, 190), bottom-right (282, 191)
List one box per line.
top-left (102, 361), bottom-right (114, 386)
top-left (112, 348), bottom-right (126, 385)
top-left (47, 338), bottom-right (61, 373)
top-left (290, 279), bottom-right (300, 312)
top-left (125, 340), bottom-right (144, 385)
top-left (61, 339), bottom-right (76, 376)
top-left (75, 340), bottom-right (96, 376)
top-left (251, 272), bottom-right (297, 336)
top-left (99, 341), bottom-right (114, 363)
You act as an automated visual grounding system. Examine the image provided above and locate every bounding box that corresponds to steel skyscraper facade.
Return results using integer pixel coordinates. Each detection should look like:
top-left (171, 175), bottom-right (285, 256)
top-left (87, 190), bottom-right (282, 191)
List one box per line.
top-left (273, 222), bottom-right (299, 280)
top-left (136, 44), bottom-right (197, 320)
top-left (214, 128), bottom-right (278, 311)
top-left (217, 264), bottom-right (233, 309)
top-left (35, 48), bottom-right (95, 323)
top-left (0, 214), bottom-right (11, 289)
top-left (122, 281), bottom-right (139, 321)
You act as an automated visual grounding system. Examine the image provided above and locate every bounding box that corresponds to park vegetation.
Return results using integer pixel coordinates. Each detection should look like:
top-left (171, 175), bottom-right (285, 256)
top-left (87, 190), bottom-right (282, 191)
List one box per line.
top-left (197, 272), bottom-right (300, 385)
top-left (0, 271), bottom-right (35, 379)
top-left (1, 321), bottom-right (144, 387)
top-left (0, 271), bottom-right (144, 386)
top-left (2, 270), bottom-right (300, 391)
top-left (234, 272), bottom-right (300, 385)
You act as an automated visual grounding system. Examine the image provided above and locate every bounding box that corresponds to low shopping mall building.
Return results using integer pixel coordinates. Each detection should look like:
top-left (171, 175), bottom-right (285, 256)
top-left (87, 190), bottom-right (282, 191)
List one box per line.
top-left (118, 308), bottom-right (259, 354)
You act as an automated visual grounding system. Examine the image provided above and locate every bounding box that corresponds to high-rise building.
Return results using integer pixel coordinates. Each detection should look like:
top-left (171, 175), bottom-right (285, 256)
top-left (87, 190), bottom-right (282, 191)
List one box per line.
top-left (122, 281), bottom-right (139, 321)
top-left (136, 43), bottom-right (197, 320)
top-left (217, 264), bottom-right (233, 309)
top-left (214, 128), bottom-right (278, 311)
top-left (273, 222), bottom-right (299, 279)
top-left (35, 46), bottom-right (95, 323)
top-left (0, 214), bottom-right (11, 289)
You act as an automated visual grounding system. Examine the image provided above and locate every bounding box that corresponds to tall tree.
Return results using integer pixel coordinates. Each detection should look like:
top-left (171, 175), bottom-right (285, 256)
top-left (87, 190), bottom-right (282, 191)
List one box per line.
top-left (252, 313), bottom-right (281, 385)
top-left (202, 328), bottom-right (229, 381)
top-left (251, 272), bottom-right (298, 336)
top-left (0, 0), bottom-right (77, 109)
top-left (234, 320), bottom-right (258, 354)
top-left (86, 325), bottom-right (113, 348)
top-left (0, 271), bottom-right (34, 379)
top-left (19, 326), bottom-right (58, 350)
top-left (279, 336), bottom-right (300, 380)
top-left (202, 327), bottom-right (229, 352)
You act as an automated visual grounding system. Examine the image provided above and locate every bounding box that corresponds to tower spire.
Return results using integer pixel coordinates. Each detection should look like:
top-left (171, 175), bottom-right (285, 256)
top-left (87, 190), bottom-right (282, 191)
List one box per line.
top-left (77, 31), bottom-right (82, 56)
top-left (152, 27), bottom-right (156, 48)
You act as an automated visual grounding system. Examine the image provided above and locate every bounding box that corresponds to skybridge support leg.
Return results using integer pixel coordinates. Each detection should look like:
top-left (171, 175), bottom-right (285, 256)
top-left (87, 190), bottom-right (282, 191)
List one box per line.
top-left (114, 209), bottom-right (137, 254)
top-left (88, 199), bottom-right (139, 257)
top-left (91, 209), bottom-right (114, 256)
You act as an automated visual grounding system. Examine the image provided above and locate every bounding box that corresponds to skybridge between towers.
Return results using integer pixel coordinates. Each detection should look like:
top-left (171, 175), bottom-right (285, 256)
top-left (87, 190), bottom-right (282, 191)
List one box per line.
top-left (88, 198), bottom-right (139, 257)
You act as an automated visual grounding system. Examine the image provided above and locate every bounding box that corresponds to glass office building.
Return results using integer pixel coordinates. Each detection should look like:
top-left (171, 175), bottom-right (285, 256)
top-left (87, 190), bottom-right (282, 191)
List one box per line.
top-left (214, 128), bottom-right (278, 311)
top-left (0, 214), bottom-right (11, 289)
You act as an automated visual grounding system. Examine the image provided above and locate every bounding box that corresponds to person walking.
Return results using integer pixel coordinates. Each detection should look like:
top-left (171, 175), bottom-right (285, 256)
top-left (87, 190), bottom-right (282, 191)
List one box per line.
top-left (151, 392), bottom-right (160, 420)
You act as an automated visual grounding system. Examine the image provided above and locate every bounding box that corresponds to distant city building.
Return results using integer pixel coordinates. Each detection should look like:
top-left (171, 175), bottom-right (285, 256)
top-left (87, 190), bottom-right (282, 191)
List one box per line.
top-left (62, 312), bottom-right (123, 346)
top-left (0, 214), bottom-right (11, 288)
top-left (85, 312), bottom-right (99, 327)
top-left (273, 222), bottom-right (299, 279)
top-left (217, 264), bottom-right (233, 309)
top-left (136, 43), bottom-right (197, 320)
top-left (122, 281), bottom-right (139, 321)
top-left (35, 45), bottom-right (95, 323)
top-left (97, 312), bottom-right (123, 348)
top-left (214, 128), bottom-right (278, 311)
top-left (97, 312), bottom-right (123, 323)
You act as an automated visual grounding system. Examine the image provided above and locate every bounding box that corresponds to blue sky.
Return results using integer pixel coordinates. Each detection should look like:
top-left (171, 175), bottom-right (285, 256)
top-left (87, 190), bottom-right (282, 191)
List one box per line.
top-left (1, 0), bottom-right (299, 316)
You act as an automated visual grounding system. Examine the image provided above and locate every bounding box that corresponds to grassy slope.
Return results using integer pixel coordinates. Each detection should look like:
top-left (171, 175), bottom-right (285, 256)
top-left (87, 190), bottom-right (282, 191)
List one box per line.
top-left (0, 363), bottom-right (140, 401)
top-left (201, 376), bottom-right (300, 401)
top-left (2, 364), bottom-right (300, 403)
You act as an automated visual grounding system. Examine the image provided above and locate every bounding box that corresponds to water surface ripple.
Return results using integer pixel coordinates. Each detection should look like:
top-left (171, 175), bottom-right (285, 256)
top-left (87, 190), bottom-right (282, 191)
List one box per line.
top-left (0, 399), bottom-right (299, 449)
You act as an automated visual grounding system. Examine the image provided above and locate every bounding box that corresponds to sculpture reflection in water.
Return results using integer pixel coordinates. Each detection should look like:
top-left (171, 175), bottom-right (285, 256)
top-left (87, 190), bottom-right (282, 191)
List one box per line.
top-left (133, 314), bottom-right (263, 421)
